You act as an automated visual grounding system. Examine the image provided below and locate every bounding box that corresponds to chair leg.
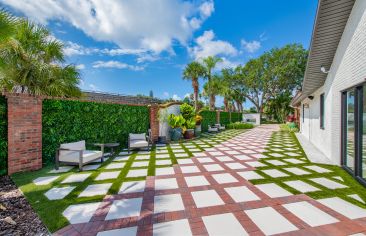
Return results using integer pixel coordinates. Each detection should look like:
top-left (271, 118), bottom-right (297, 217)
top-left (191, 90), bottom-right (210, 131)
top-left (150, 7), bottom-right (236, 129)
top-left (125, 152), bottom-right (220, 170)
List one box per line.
top-left (79, 163), bottom-right (83, 171)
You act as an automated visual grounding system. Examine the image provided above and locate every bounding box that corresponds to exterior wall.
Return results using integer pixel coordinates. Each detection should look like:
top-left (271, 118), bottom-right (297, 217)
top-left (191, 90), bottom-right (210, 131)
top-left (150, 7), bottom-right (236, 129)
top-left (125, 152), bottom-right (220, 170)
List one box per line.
top-left (300, 0), bottom-right (366, 165)
top-left (149, 105), bottom-right (160, 143)
top-left (158, 104), bottom-right (180, 141)
top-left (243, 113), bottom-right (261, 126)
top-left (6, 93), bottom-right (43, 174)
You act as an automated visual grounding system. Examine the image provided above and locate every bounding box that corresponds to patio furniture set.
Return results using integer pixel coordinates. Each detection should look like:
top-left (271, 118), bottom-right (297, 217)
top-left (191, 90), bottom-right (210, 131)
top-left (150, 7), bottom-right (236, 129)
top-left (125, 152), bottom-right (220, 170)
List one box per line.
top-left (55, 130), bottom-right (152, 171)
top-left (208, 124), bottom-right (226, 133)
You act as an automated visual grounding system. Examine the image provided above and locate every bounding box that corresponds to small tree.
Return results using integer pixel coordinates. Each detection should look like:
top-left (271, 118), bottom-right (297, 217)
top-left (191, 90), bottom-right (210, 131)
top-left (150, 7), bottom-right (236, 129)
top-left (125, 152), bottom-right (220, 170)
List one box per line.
top-left (183, 61), bottom-right (205, 111)
top-left (202, 56), bottom-right (222, 111)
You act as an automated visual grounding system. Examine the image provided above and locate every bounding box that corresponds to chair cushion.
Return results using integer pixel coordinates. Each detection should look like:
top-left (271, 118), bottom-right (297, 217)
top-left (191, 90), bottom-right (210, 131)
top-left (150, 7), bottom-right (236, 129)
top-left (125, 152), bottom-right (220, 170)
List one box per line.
top-left (60, 140), bottom-right (86, 157)
top-left (130, 140), bottom-right (149, 148)
top-left (129, 133), bottom-right (146, 140)
top-left (59, 150), bottom-right (103, 164)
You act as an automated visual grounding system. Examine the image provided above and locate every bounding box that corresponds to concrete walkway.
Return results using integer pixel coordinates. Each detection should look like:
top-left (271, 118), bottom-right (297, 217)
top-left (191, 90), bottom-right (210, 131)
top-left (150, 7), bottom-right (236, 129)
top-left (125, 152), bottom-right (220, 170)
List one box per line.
top-left (55, 125), bottom-right (366, 236)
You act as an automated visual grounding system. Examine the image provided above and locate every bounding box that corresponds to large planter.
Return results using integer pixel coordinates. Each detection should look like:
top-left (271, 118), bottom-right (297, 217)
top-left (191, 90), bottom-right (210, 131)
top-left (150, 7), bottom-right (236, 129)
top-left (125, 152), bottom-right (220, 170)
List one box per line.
top-left (195, 124), bottom-right (201, 137)
top-left (158, 136), bottom-right (167, 144)
top-left (184, 129), bottom-right (194, 139)
top-left (170, 128), bottom-right (182, 141)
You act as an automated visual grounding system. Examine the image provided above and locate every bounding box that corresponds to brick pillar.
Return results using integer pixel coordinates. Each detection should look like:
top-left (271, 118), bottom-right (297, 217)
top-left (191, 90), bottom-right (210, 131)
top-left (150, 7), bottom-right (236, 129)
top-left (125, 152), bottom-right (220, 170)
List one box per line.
top-left (6, 93), bottom-right (42, 175)
top-left (216, 111), bottom-right (220, 124)
top-left (149, 104), bottom-right (159, 143)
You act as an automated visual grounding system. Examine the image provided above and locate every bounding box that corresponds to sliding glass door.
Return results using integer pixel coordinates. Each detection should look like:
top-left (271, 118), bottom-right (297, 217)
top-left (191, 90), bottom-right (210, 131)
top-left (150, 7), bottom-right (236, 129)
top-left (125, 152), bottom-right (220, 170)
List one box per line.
top-left (345, 90), bottom-right (355, 171)
top-left (362, 88), bottom-right (366, 179)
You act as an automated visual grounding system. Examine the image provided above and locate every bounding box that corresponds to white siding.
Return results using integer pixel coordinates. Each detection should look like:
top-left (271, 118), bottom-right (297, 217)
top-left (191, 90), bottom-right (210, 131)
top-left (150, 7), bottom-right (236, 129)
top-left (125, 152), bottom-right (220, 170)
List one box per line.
top-left (300, 0), bottom-right (366, 165)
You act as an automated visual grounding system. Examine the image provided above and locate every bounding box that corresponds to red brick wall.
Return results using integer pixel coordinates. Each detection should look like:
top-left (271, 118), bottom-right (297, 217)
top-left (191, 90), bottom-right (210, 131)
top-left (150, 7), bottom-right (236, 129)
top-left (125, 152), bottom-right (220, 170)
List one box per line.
top-left (149, 105), bottom-right (159, 143)
top-left (6, 93), bottom-right (42, 175)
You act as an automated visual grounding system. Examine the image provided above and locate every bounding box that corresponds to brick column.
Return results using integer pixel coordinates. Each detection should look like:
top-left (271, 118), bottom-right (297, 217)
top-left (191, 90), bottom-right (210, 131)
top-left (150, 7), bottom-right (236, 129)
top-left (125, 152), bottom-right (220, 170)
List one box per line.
top-left (6, 93), bottom-right (42, 175)
top-left (149, 104), bottom-right (159, 143)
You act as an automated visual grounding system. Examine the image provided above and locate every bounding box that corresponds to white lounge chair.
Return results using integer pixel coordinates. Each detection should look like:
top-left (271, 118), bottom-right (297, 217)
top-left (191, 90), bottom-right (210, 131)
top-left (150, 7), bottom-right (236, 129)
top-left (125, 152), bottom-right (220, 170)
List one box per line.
top-left (55, 140), bottom-right (104, 171)
top-left (215, 124), bottom-right (226, 131)
top-left (128, 130), bottom-right (152, 153)
top-left (208, 125), bottom-right (219, 133)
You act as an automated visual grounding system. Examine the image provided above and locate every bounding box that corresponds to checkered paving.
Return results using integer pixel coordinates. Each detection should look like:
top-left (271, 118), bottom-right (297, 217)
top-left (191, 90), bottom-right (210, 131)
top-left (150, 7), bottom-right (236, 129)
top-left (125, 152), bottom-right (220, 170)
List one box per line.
top-left (53, 125), bottom-right (366, 236)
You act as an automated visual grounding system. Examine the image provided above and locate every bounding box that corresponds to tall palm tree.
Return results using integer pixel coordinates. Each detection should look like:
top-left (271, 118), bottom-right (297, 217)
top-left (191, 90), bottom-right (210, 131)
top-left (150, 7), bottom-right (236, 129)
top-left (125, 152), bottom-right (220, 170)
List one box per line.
top-left (202, 56), bottom-right (222, 110)
top-left (203, 75), bottom-right (222, 110)
top-left (0, 10), bottom-right (81, 97)
top-left (183, 61), bottom-right (205, 111)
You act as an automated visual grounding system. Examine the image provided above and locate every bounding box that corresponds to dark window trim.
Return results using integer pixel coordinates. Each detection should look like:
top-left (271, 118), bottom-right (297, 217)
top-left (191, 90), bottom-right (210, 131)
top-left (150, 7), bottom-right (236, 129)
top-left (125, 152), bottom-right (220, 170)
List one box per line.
top-left (302, 104), bottom-right (305, 123)
top-left (320, 93), bottom-right (325, 129)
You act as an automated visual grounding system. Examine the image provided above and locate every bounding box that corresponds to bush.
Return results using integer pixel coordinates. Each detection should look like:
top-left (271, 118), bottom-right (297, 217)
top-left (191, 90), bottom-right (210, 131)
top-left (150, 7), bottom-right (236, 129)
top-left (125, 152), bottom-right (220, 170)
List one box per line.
top-left (42, 99), bottom-right (149, 164)
top-left (180, 103), bottom-right (195, 120)
top-left (0, 96), bottom-right (7, 176)
top-left (280, 122), bottom-right (299, 133)
top-left (231, 112), bottom-right (242, 123)
top-left (220, 112), bottom-right (230, 125)
top-left (227, 122), bottom-right (254, 129)
top-left (200, 110), bottom-right (217, 132)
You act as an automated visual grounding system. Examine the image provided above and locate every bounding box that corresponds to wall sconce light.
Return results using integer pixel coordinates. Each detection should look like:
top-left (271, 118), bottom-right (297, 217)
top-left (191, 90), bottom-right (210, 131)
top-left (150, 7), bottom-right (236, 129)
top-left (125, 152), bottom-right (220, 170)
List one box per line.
top-left (308, 96), bottom-right (314, 100)
top-left (320, 65), bottom-right (329, 74)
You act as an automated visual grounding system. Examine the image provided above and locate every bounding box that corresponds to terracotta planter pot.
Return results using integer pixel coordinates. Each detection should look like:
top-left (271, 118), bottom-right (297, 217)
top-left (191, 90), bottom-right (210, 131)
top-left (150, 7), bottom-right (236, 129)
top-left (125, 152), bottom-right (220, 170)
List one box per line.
top-left (184, 129), bottom-right (194, 139)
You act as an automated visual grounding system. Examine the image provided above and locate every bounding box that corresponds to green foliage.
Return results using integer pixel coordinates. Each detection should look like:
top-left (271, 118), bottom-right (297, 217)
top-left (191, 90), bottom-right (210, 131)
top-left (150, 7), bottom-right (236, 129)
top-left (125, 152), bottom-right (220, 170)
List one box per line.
top-left (167, 114), bottom-right (185, 129)
top-left (200, 110), bottom-right (217, 132)
top-left (280, 123), bottom-right (299, 133)
top-left (264, 91), bottom-right (294, 123)
top-left (186, 119), bottom-right (196, 129)
top-left (220, 112), bottom-right (230, 125)
top-left (180, 103), bottom-right (195, 120)
top-left (231, 112), bottom-right (242, 123)
top-left (227, 122), bottom-right (254, 129)
top-left (0, 96), bottom-right (7, 175)
top-left (42, 99), bottom-right (149, 164)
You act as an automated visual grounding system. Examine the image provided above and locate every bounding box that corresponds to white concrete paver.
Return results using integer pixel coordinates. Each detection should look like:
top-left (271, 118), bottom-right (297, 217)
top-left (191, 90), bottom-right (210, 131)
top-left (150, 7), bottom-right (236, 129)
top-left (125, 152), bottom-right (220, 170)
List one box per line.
top-left (225, 186), bottom-right (260, 202)
top-left (192, 190), bottom-right (224, 208)
top-left (119, 180), bottom-right (146, 194)
top-left (105, 198), bottom-right (143, 220)
top-left (63, 202), bottom-right (101, 224)
top-left (318, 197), bottom-right (366, 219)
top-left (255, 183), bottom-right (292, 198)
top-left (154, 194), bottom-right (185, 213)
top-left (203, 213), bottom-right (249, 236)
top-left (153, 219), bottom-right (192, 236)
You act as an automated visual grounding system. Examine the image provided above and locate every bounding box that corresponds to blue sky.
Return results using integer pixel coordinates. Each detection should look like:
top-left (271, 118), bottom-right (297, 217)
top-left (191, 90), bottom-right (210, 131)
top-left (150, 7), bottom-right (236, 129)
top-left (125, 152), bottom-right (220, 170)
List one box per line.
top-left (1, 0), bottom-right (317, 108)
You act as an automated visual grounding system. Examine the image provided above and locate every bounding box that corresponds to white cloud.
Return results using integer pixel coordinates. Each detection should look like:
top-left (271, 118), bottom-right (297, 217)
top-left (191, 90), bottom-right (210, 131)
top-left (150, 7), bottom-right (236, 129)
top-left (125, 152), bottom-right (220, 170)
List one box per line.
top-left (215, 57), bottom-right (240, 71)
top-left (184, 93), bottom-right (191, 98)
top-left (163, 92), bottom-right (170, 97)
top-left (172, 94), bottom-right (181, 100)
top-left (92, 60), bottom-right (144, 71)
top-left (75, 64), bottom-right (85, 70)
top-left (241, 39), bottom-right (261, 53)
top-left (89, 84), bottom-right (99, 91)
top-left (190, 30), bottom-right (237, 60)
top-left (2, 0), bottom-right (214, 54)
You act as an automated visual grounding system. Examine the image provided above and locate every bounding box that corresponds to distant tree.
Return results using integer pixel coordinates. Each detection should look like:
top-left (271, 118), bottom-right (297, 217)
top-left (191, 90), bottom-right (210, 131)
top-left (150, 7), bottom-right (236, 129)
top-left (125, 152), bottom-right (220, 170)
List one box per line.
top-left (183, 61), bottom-right (206, 111)
top-left (202, 56), bottom-right (223, 110)
top-left (264, 91), bottom-right (293, 123)
top-left (203, 75), bottom-right (222, 110)
top-left (0, 10), bottom-right (81, 97)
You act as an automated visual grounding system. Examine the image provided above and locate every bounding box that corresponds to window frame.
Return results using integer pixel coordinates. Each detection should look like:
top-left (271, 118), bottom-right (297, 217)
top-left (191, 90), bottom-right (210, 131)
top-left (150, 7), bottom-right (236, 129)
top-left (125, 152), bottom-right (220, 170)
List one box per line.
top-left (320, 93), bottom-right (325, 129)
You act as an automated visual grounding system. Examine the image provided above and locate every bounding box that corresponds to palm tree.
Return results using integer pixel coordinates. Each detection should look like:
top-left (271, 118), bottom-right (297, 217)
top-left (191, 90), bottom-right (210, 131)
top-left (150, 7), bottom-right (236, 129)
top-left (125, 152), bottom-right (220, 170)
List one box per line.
top-left (0, 10), bottom-right (81, 97)
top-left (202, 56), bottom-right (222, 110)
top-left (203, 75), bottom-right (222, 110)
top-left (183, 61), bottom-right (205, 111)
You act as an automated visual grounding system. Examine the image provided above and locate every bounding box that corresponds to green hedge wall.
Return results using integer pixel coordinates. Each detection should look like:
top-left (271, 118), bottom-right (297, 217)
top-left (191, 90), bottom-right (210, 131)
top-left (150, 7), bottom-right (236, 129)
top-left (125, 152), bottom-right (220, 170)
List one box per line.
top-left (42, 99), bottom-right (149, 164)
top-left (0, 96), bottom-right (7, 176)
top-left (231, 112), bottom-right (242, 123)
top-left (220, 112), bottom-right (230, 125)
top-left (200, 111), bottom-right (217, 132)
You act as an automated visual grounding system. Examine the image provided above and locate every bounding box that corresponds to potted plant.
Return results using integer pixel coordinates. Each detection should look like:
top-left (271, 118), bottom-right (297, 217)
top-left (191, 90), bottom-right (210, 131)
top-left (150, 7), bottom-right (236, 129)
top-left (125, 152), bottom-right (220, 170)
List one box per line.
top-left (157, 108), bottom-right (169, 143)
top-left (168, 114), bottom-right (185, 141)
top-left (184, 118), bottom-right (196, 139)
top-left (195, 114), bottom-right (202, 136)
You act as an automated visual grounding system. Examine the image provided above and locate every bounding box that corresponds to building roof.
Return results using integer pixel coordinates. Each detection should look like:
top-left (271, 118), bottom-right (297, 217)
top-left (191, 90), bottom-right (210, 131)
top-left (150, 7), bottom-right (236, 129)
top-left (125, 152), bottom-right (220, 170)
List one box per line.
top-left (291, 0), bottom-right (355, 107)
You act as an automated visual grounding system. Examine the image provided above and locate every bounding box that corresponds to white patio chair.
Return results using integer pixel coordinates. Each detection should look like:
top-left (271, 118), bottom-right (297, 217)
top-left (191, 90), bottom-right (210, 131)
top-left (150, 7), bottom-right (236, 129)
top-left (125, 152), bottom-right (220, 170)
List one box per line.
top-left (128, 130), bottom-right (152, 153)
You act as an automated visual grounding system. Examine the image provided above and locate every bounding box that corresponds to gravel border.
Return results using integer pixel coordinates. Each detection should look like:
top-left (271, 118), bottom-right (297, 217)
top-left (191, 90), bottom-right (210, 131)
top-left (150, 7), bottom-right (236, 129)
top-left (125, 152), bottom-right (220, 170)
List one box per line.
top-left (0, 176), bottom-right (49, 236)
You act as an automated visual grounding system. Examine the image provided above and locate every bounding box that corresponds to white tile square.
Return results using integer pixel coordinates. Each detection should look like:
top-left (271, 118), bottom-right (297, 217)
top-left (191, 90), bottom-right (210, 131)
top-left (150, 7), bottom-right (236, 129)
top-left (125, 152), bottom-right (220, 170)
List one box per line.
top-left (177, 158), bottom-right (194, 165)
top-left (106, 162), bottom-right (125, 169)
top-left (269, 153), bottom-right (285, 158)
top-left (154, 194), bottom-right (185, 213)
top-left (119, 180), bottom-right (146, 194)
top-left (49, 166), bottom-right (73, 173)
top-left (225, 186), bottom-right (260, 202)
top-left (197, 157), bottom-right (214, 163)
top-left (203, 164), bottom-right (224, 172)
top-left (155, 178), bottom-right (179, 190)
top-left (63, 202), bottom-right (101, 224)
top-left (255, 183), bottom-right (292, 198)
top-left (79, 183), bottom-right (112, 197)
top-left (97, 227), bottom-right (137, 236)
top-left (156, 167), bottom-right (175, 176)
top-left (266, 160), bottom-right (286, 166)
top-left (180, 165), bottom-right (200, 174)
top-left (212, 173), bottom-right (238, 184)
top-left (33, 176), bottom-right (59, 185)
top-left (153, 219), bottom-right (192, 236)
top-left (83, 164), bottom-right (101, 171)
top-left (62, 173), bottom-right (90, 183)
top-left (191, 190), bottom-right (224, 208)
top-left (226, 150), bottom-right (240, 155)
top-left (106, 198), bottom-right (143, 220)
top-left (193, 152), bottom-right (207, 157)
top-left (208, 151), bottom-right (224, 156)
top-left (135, 155), bottom-right (150, 160)
top-left (132, 161), bottom-right (149, 167)
top-left (237, 171), bottom-right (263, 180)
top-left (262, 169), bottom-right (289, 178)
top-left (215, 156), bottom-right (234, 162)
top-left (175, 153), bottom-right (189, 158)
top-left (245, 207), bottom-right (298, 235)
top-left (225, 162), bottom-right (246, 170)
top-left (114, 155), bottom-right (130, 161)
top-left (284, 180), bottom-right (320, 193)
top-left (126, 169), bottom-right (147, 178)
top-left (284, 158), bottom-right (305, 164)
top-left (45, 186), bottom-right (75, 200)
top-left (304, 165), bottom-right (332, 173)
top-left (310, 177), bottom-right (347, 189)
top-left (246, 161), bottom-right (266, 167)
top-left (283, 201), bottom-right (338, 227)
top-left (156, 159), bottom-right (171, 165)
top-left (283, 167), bottom-right (310, 175)
top-left (95, 171), bottom-right (120, 181)
top-left (156, 154), bottom-right (170, 159)
top-left (203, 213), bottom-right (248, 236)
top-left (318, 197), bottom-right (366, 219)
top-left (185, 176), bottom-right (209, 187)
top-left (234, 155), bottom-right (252, 161)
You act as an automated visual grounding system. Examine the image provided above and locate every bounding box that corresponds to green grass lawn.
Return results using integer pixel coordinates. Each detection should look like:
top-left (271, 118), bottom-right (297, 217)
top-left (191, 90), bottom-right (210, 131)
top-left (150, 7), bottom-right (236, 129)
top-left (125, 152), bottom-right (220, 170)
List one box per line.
top-left (11, 129), bottom-right (245, 232)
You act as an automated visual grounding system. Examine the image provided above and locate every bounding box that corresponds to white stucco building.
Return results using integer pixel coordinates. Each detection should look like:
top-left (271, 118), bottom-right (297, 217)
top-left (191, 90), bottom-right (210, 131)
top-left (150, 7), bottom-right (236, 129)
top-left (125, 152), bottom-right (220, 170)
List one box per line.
top-left (291, 0), bottom-right (366, 186)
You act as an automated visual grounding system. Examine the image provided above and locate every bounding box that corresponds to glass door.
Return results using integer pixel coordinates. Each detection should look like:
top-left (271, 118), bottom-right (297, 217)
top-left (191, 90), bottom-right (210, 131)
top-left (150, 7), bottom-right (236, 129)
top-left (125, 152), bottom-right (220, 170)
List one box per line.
top-left (345, 90), bottom-right (355, 171)
top-left (362, 88), bottom-right (366, 179)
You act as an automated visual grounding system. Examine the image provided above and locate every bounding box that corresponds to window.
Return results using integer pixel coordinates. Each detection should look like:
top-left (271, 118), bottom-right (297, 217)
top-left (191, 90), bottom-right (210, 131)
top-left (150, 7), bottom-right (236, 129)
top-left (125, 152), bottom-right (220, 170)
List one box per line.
top-left (302, 104), bottom-right (305, 123)
top-left (320, 93), bottom-right (325, 129)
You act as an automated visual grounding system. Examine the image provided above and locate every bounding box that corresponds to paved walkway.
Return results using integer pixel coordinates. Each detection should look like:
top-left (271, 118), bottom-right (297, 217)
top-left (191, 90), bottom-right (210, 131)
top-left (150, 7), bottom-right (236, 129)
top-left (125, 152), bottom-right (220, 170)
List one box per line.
top-left (55, 125), bottom-right (366, 236)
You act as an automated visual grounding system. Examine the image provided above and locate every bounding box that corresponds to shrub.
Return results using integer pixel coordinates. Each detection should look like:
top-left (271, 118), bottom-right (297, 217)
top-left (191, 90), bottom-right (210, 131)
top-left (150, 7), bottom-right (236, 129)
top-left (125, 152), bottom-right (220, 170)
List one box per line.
top-left (220, 112), bottom-right (230, 125)
top-left (231, 112), bottom-right (242, 123)
top-left (280, 122), bottom-right (299, 133)
top-left (180, 103), bottom-right (195, 120)
top-left (42, 99), bottom-right (149, 164)
top-left (168, 114), bottom-right (185, 129)
top-left (0, 96), bottom-right (7, 176)
top-left (227, 122), bottom-right (254, 129)
top-left (200, 110), bottom-right (217, 132)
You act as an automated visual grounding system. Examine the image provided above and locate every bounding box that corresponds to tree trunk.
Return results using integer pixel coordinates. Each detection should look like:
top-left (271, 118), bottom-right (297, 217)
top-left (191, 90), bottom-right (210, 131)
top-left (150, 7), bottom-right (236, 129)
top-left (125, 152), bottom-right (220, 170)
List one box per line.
top-left (210, 94), bottom-right (215, 110)
top-left (192, 78), bottom-right (199, 111)
top-left (223, 97), bottom-right (228, 112)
